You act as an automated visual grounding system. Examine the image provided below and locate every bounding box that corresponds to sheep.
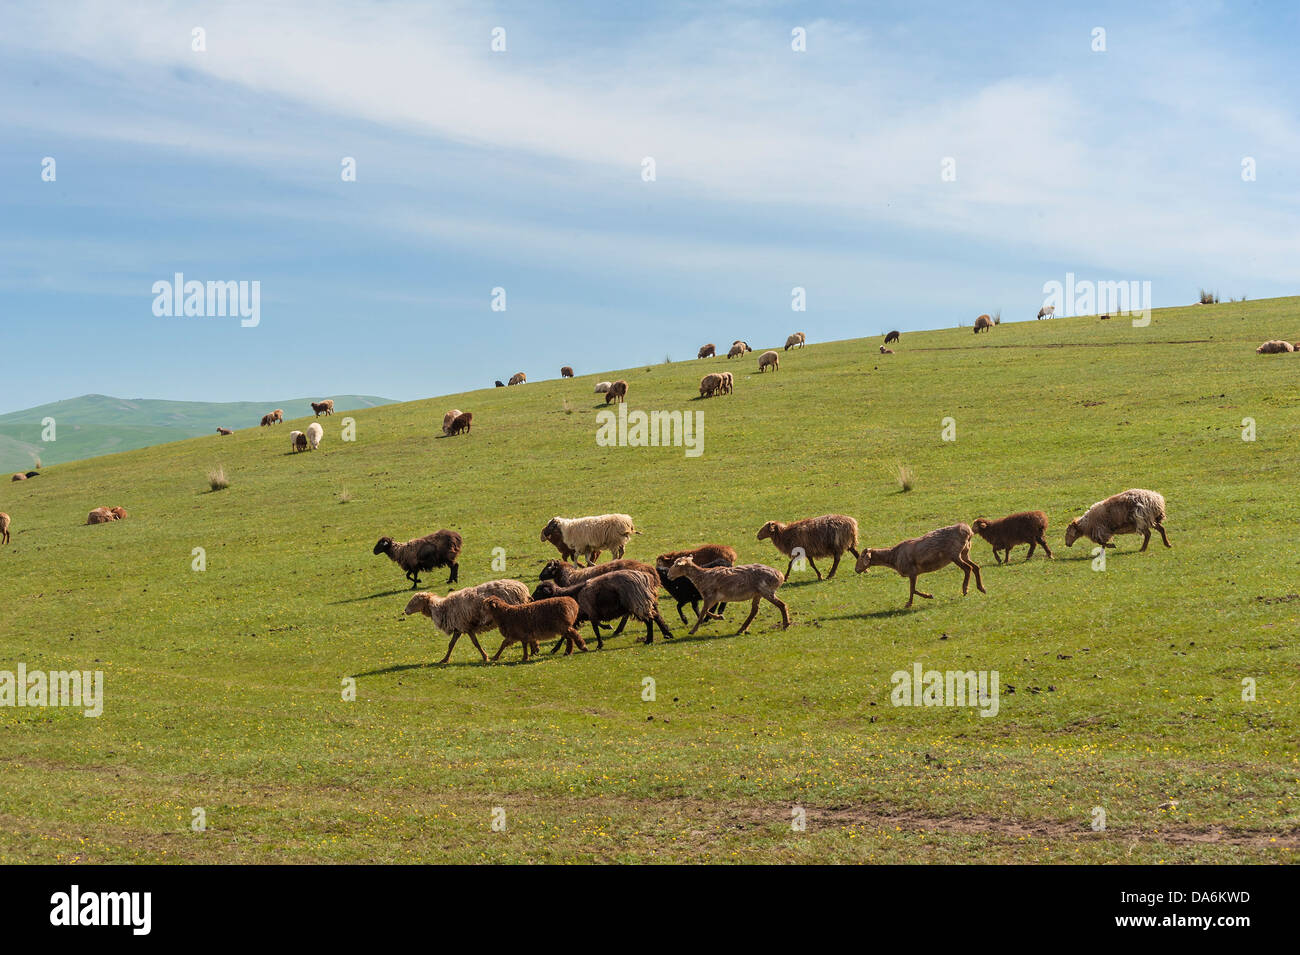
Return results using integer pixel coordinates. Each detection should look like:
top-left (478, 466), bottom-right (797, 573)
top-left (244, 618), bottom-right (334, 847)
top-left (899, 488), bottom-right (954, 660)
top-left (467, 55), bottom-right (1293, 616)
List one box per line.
top-left (447, 411), bottom-right (472, 435)
top-left (0, 512), bottom-right (9, 545)
top-left (605, 380), bottom-right (628, 404)
top-left (311, 400), bottom-right (335, 416)
top-left (11, 473), bottom-right (25, 482)
top-left (593, 381), bottom-right (612, 394)
top-left (290, 430), bottom-right (308, 452)
top-left (657, 559), bottom-right (732, 626)
top-left (216, 427), bottom-right (234, 436)
top-left (481, 595), bottom-right (587, 661)
top-left (540, 524), bottom-right (602, 565)
top-left (655, 544), bottom-right (739, 568)
top-left (697, 344), bottom-right (716, 359)
top-left (699, 373), bottom-right (724, 398)
top-left (1037, 305), bottom-right (1056, 319)
top-left (757, 514), bottom-right (859, 580)
top-left (1065, 489), bottom-right (1171, 552)
top-left (533, 569), bottom-right (672, 648)
top-left (441, 409), bottom-right (463, 435)
top-left (974, 314), bottom-right (994, 334)
top-left (404, 579), bottom-right (531, 664)
top-left (971, 511), bottom-right (1053, 563)
top-left (880, 345), bottom-right (894, 354)
top-left (306, 421), bottom-right (323, 450)
top-left (784, 332), bottom-right (806, 350)
top-left (757, 350), bottom-right (780, 372)
top-left (667, 557), bottom-right (790, 634)
top-left (373, 529), bottom-right (463, 587)
top-left (855, 523), bottom-right (985, 608)
top-left (260, 413), bottom-right (275, 427)
top-left (109, 506), bottom-right (127, 520)
top-left (23, 471), bottom-right (38, 479)
top-left (719, 371), bottom-right (734, 394)
top-left (508, 372), bottom-right (526, 386)
top-left (1256, 340), bottom-right (1294, 354)
top-left (727, 341), bottom-right (750, 359)
top-left (495, 380), bottom-right (505, 387)
top-left (272, 409), bottom-right (284, 423)
top-left (561, 366), bottom-right (575, 378)
top-left (539, 514), bottom-right (636, 566)
top-left (86, 507), bottom-right (113, 525)
top-left (538, 557), bottom-right (657, 589)
top-left (884, 330), bottom-right (900, 344)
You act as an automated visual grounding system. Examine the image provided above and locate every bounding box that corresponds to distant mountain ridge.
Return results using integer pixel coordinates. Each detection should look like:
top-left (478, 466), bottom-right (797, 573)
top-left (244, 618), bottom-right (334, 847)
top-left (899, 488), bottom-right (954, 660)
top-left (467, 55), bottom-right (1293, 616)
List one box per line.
top-left (0, 393), bottom-right (397, 472)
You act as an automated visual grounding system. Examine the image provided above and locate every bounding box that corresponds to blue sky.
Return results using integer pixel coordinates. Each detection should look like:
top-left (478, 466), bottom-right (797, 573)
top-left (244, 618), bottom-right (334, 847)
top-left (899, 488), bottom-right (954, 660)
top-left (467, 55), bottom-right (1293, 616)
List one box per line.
top-left (1, 0), bottom-right (1296, 414)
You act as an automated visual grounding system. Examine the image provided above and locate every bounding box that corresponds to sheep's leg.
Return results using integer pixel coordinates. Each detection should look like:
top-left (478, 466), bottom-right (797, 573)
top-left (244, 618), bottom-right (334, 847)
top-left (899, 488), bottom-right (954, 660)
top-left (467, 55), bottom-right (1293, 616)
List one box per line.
top-left (969, 556), bottom-right (986, 593)
top-left (1155, 523), bottom-right (1172, 548)
top-left (643, 618), bottom-right (655, 644)
top-left (468, 634), bottom-right (488, 662)
top-left (783, 557), bottom-right (795, 580)
top-left (806, 557), bottom-right (823, 580)
top-left (490, 640), bottom-right (510, 662)
top-left (565, 627), bottom-right (588, 654)
top-left (827, 554), bottom-right (841, 579)
top-left (737, 597), bottom-right (761, 634)
top-left (520, 640), bottom-right (531, 662)
top-left (654, 611), bottom-right (673, 640)
top-left (908, 577), bottom-right (933, 608)
top-left (767, 595), bottom-right (791, 629)
top-left (1024, 541), bottom-right (1036, 560)
top-left (1140, 530), bottom-right (1151, 552)
top-left (589, 619), bottom-right (605, 650)
top-left (407, 570), bottom-right (420, 589)
top-left (447, 561), bottom-right (459, 584)
top-left (678, 601), bottom-right (692, 626)
top-left (611, 615), bottom-right (630, 636)
top-left (438, 632), bottom-right (462, 665)
top-left (549, 637), bottom-right (565, 655)
top-left (690, 602), bottom-right (718, 635)
top-left (847, 546), bottom-right (860, 559)
top-left (1038, 536), bottom-right (1054, 559)
top-left (713, 602), bottom-right (727, 619)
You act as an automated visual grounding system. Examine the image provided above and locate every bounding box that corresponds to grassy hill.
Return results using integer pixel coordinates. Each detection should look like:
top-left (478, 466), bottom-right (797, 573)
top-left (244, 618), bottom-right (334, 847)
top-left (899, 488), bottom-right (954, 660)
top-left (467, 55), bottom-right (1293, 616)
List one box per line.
top-left (0, 298), bottom-right (1297, 863)
top-left (0, 394), bottom-right (396, 473)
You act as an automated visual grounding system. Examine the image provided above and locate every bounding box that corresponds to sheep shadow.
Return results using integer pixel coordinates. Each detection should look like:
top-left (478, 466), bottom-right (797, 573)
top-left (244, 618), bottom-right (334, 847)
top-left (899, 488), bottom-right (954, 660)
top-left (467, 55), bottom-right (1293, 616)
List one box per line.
top-left (821, 605), bottom-right (929, 621)
top-left (329, 588), bottom-right (414, 605)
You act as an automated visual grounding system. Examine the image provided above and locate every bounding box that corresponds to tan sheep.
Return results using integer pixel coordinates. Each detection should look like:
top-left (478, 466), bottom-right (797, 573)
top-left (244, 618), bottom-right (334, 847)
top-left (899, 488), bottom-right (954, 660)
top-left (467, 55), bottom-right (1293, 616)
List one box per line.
top-left (699, 373), bottom-right (724, 398)
top-left (404, 579), bottom-right (532, 664)
top-left (306, 422), bottom-right (323, 450)
top-left (784, 332), bottom-right (805, 350)
top-left (0, 512), bottom-right (9, 545)
top-left (974, 314), bottom-right (994, 334)
top-left (441, 409), bottom-right (463, 435)
top-left (757, 515), bottom-right (859, 580)
top-left (697, 344), bottom-right (716, 359)
top-left (1256, 340), bottom-right (1294, 354)
top-left (311, 400), bottom-right (335, 416)
top-left (757, 350), bottom-right (780, 372)
top-left (727, 341), bottom-right (751, 359)
top-left (1065, 489), bottom-right (1170, 551)
top-left (86, 507), bottom-right (114, 525)
top-left (855, 523), bottom-right (985, 608)
top-left (508, 372), bottom-right (527, 386)
top-left (667, 557), bottom-right (790, 634)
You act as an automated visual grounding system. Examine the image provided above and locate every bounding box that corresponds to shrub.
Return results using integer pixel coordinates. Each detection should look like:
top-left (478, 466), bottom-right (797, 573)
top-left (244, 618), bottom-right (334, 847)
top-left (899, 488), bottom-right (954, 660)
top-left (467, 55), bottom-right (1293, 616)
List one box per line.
top-left (207, 465), bottom-right (229, 491)
top-left (1198, 288), bottom-right (1220, 305)
top-left (894, 463), bottom-right (915, 493)
top-left (992, 309), bottom-right (1001, 325)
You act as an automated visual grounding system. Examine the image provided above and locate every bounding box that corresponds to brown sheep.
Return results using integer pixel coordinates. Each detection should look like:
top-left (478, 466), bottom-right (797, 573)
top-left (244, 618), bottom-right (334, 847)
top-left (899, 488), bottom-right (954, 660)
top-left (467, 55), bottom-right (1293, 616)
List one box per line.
top-left (974, 314), bottom-right (993, 334)
top-left (757, 515), bottom-right (859, 580)
top-left (290, 430), bottom-right (308, 452)
top-left (216, 427), bottom-right (234, 436)
top-left (727, 341), bottom-right (750, 359)
top-left (656, 544), bottom-right (739, 568)
top-left (605, 380), bottom-right (628, 404)
top-left (508, 372), bottom-right (527, 386)
top-left (971, 511), bottom-right (1052, 564)
top-left (1256, 340), bottom-right (1294, 354)
top-left (855, 523), bottom-right (985, 608)
top-left (757, 350), bottom-right (780, 372)
top-left (260, 413), bottom-right (275, 427)
top-left (374, 530), bottom-right (463, 587)
top-left (481, 595), bottom-right (587, 661)
top-left (86, 507), bottom-right (114, 525)
top-left (1065, 489), bottom-right (1170, 551)
top-left (533, 570), bottom-right (672, 648)
top-left (699, 373), bottom-right (724, 398)
top-left (666, 558), bottom-right (790, 634)
top-left (447, 411), bottom-right (472, 435)
top-left (561, 366), bottom-right (574, 378)
top-left (311, 400), bottom-right (335, 416)
top-left (109, 506), bottom-right (127, 520)
top-left (784, 332), bottom-right (806, 350)
top-left (271, 409), bottom-right (284, 423)
top-left (0, 512), bottom-right (9, 545)
top-left (697, 343), bottom-right (716, 359)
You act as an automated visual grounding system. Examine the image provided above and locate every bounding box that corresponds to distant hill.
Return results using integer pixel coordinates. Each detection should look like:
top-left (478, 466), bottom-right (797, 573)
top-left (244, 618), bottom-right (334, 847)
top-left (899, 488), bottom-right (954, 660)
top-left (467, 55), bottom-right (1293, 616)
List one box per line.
top-left (0, 393), bottom-right (396, 471)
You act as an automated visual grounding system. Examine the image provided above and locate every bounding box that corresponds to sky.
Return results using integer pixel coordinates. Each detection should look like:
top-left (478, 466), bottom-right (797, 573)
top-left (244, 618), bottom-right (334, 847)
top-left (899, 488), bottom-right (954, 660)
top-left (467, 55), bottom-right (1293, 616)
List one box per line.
top-left (1, 0), bottom-right (1296, 414)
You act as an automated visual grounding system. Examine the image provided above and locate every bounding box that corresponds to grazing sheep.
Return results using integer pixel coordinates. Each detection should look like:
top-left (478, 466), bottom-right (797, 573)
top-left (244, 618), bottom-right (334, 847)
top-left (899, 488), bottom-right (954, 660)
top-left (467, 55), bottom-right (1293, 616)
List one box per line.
top-left (757, 515), bottom-right (859, 580)
top-left (605, 380), bottom-right (628, 404)
top-left (593, 381), bottom-right (612, 394)
top-left (880, 345), bottom-right (894, 354)
top-left (373, 529), bottom-right (463, 587)
top-left (441, 409), bottom-right (463, 435)
top-left (508, 372), bottom-right (526, 386)
top-left (667, 557), bottom-right (790, 634)
top-left (11, 473), bottom-right (25, 482)
top-left (404, 579), bottom-right (531, 664)
top-left (784, 332), bottom-right (806, 350)
top-left (534, 569), bottom-right (672, 647)
top-left (306, 421), bottom-right (323, 450)
top-left (495, 380), bottom-right (505, 387)
top-left (656, 544), bottom-right (739, 568)
top-left (697, 344), bottom-right (716, 359)
top-left (1065, 489), bottom-right (1171, 552)
top-left (1037, 305), bottom-right (1056, 320)
top-left (699, 373), bottom-right (724, 398)
top-left (561, 366), bottom-right (575, 378)
top-left (447, 411), bottom-right (472, 435)
top-left (311, 400), bottom-right (335, 416)
top-left (884, 330), bottom-right (901, 344)
top-left (0, 512), bottom-right (9, 545)
top-left (481, 595), bottom-right (586, 661)
top-left (86, 507), bottom-right (113, 525)
top-left (290, 430), bottom-right (308, 452)
top-left (727, 341), bottom-right (751, 359)
top-left (1256, 340), bottom-right (1295, 354)
top-left (972, 511), bottom-right (1053, 563)
top-left (540, 514), bottom-right (636, 565)
top-left (719, 371), bottom-right (734, 394)
top-left (260, 414), bottom-right (275, 427)
top-left (974, 314), bottom-right (994, 334)
top-left (272, 409), bottom-right (284, 423)
top-left (758, 350), bottom-right (780, 372)
top-left (657, 559), bottom-right (731, 626)
top-left (855, 523), bottom-right (985, 608)
top-left (109, 506), bottom-right (127, 520)
top-left (216, 427), bottom-right (234, 436)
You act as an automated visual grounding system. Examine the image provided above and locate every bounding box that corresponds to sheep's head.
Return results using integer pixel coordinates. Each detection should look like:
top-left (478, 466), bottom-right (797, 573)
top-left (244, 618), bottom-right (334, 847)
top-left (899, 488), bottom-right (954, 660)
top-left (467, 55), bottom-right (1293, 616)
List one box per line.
top-left (756, 521), bottom-right (781, 542)
top-left (109, 507), bottom-right (127, 520)
top-left (531, 581), bottom-right (560, 601)
top-left (1064, 521), bottom-right (1082, 547)
top-left (971, 518), bottom-right (990, 534)
top-left (854, 550), bottom-right (879, 574)
top-left (666, 557), bottom-right (697, 580)
top-left (538, 559), bottom-right (567, 581)
top-left (373, 536), bottom-right (395, 556)
top-left (404, 592), bottom-right (437, 616)
top-left (540, 519), bottom-right (562, 544)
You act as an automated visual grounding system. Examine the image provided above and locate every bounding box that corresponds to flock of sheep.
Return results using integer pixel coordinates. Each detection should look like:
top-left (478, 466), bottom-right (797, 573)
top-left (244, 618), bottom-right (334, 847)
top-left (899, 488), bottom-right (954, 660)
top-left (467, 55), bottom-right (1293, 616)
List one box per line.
top-left (384, 489), bottom-right (1172, 664)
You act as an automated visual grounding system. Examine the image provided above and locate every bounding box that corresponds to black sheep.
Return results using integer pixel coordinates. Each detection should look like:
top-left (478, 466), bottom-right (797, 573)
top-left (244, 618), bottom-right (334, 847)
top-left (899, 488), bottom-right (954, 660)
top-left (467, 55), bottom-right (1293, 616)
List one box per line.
top-left (657, 559), bottom-right (731, 625)
top-left (373, 530), bottom-right (462, 588)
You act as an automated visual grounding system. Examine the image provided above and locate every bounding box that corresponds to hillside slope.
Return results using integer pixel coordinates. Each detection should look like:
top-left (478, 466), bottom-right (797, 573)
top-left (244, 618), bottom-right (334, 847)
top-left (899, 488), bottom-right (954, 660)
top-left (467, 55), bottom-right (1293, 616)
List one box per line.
top-left (0, 393), bottom-right (396, 472)
top-left (0, 298), bottom-right (1297, 863)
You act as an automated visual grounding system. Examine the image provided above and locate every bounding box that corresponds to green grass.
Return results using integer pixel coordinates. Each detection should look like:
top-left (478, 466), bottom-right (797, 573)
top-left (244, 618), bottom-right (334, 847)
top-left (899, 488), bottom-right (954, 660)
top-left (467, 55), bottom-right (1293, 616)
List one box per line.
top-left (1, 299), bottom-right (1298, 863)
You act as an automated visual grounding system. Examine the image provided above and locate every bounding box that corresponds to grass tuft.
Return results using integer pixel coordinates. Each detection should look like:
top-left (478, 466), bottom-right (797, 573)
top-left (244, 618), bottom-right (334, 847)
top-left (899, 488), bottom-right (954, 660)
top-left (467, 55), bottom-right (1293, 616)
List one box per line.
top-left (207, 464), bottom-right (229, 491)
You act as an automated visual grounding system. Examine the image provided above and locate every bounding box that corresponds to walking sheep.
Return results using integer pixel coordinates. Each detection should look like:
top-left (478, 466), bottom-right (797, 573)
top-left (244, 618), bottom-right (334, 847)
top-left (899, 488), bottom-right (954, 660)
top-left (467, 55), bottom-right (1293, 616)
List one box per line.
top-left (481, 595), bottom-right (587, 661)
top-left (0, 512), bottom-right (9, 545)
top-left (311, 400), bottom-right (334, 416)
top-left (540, 514), bottom-right (636, 565)
top-left (667, 558), bottom-right (790, 634)
top-left (656, 544), bottom-right (739, 568)
top-left (373, 529), bottom-right (463, 587)
top-left (605, 380), bottom-right (628, 404)
top-left (533, 569), bottom-right (672, 648)
top-left (971, 511), bottom-right (1053, 563)
top-left (508, 372), bottom-right (526, 386)
top-left (697, 344), bottom-right (716, 359)
top-left (657, 559), bottom-right (732, 626)
top-left (260, 414), bottom-right (275, 427)
top-left (306, 422), bottom-right (323, 450)
top-left (561, 366), bottom-right (574, 378)
top-left (1064, 489), bottom-right (1171, 552)
top-left (758, 350), bottom-right (780, 372)
top-left (855, 523), bottom-right (986, 608)
top-left (757, 515), bottom-right (859, 580)
top-left (784, 332), bottom-right (806, 350)
top-left (404, 579), bottom-right (531, 664)
top-left (290, 430), bottom-right (308, 452)
top-left (974, 314), bottom-right (994, 334)
top-left (884, 330), bottom-right (900, 344)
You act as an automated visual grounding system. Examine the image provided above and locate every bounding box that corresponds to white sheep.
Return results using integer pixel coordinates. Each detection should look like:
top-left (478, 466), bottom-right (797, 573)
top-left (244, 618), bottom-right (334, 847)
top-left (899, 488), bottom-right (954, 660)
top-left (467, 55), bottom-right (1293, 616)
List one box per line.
top-left (404, 578), bottom-right (531, 664)
top-left (539, 514), bottom-right (636, 566)
top-left (306, 421), bottom-right (323, 450)
top-left (593, 381), bottom-right (612, 394)
top-left (1065, 489), bottom-right (1171, 551)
